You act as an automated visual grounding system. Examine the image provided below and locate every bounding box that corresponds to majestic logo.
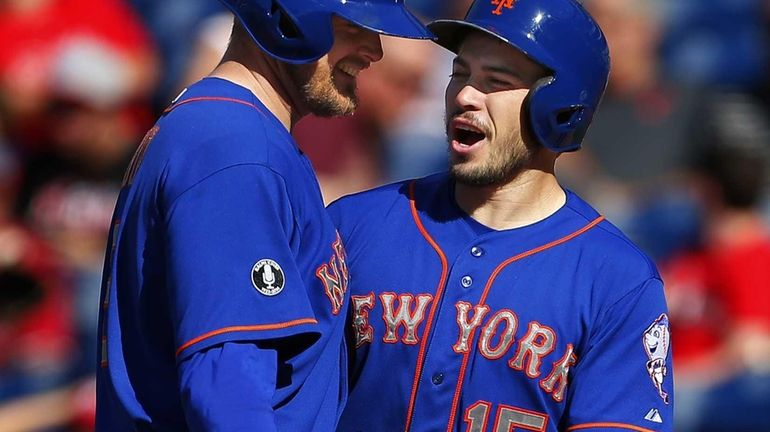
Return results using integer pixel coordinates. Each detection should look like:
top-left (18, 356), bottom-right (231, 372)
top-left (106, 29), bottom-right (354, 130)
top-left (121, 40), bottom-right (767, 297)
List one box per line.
top-left (644, 408), bottom-right (663, 424)
top-left (251, 259), bottom-right (285, 296)
top-left (492, 0), bottom-right (515, 15)
top-left (643, 314), bottom-right (671, 404)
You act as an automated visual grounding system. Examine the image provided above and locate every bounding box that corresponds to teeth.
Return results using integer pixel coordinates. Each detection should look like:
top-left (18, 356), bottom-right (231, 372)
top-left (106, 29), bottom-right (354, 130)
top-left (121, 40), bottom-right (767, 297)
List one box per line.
top-left (339, 65), bottom-right (359, 77)
top-left (456, 124), bottom-right (482, 133)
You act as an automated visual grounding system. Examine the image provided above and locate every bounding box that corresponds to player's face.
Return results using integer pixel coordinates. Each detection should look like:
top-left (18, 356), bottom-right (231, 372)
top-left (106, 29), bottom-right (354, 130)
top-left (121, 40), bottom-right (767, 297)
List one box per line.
top-left (445, 32), bottom-right (547, 186)
top-left (288, 17), bottom-right (384, 117)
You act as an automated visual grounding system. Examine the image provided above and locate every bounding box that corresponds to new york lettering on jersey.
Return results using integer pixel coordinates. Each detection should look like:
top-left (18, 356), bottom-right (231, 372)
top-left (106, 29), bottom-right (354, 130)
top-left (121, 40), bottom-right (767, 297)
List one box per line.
top-left (332, 174), bottom-right (672, 432)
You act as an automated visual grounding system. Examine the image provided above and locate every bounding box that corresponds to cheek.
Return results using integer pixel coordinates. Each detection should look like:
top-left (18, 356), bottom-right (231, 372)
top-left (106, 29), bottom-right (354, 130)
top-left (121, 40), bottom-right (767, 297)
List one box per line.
top-left (487, 91), bottom-right (528, 135)
top-left (444, 84), bottom-right (460, 107)
top-left (326, 39), bottom-right (352, 68)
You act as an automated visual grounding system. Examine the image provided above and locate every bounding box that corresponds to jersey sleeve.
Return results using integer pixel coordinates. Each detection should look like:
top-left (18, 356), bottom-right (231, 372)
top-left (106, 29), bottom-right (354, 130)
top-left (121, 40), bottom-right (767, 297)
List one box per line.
top-left (565, 278), bottom-right (674, 431)
top-left (164, 164), bottom-right (319, 361)
top-left (179, 342), bottom-right (279, 431)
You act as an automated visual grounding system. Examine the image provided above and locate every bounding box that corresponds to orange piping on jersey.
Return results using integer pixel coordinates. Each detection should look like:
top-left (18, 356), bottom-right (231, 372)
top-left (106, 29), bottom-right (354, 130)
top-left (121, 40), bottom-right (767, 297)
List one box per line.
top-left (567, 422), bottom-right (655, 432)
top-left (175, 318), bottom-right (318, 357)
top-left (404, 180), bottom-right (450, 432)
top-left (163, 96), bottom-right (269, 117)
top-left (445, 215), bottom-right (605, 432)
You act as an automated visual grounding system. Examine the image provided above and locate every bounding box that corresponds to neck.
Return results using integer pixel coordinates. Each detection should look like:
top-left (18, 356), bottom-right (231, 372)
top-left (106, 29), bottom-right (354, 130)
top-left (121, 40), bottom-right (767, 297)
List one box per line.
top-left (455, 158), bottom-right (565, 231)
top-left (209, 41), bottom-right (308, 131)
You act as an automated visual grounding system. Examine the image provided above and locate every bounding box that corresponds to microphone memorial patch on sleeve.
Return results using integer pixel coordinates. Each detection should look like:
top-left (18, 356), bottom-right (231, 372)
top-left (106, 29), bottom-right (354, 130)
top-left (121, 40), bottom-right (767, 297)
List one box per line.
top-left (252, 259), bottom-right (285, 296)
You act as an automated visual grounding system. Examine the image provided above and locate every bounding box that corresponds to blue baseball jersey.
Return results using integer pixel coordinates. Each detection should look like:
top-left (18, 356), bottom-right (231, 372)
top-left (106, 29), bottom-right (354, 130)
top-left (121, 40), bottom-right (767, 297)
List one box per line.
top-left (96, 78), bottom-right (350, 430)
top-left (329, 173), bottom-right (673, 432)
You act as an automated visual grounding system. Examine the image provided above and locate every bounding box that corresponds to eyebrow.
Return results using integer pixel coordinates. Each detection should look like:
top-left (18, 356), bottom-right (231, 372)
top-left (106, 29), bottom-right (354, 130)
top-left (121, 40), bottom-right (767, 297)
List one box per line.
top-left (482, 65), bottom-right (524, 81)
top-left (453, 57), bottom-right (526, 81)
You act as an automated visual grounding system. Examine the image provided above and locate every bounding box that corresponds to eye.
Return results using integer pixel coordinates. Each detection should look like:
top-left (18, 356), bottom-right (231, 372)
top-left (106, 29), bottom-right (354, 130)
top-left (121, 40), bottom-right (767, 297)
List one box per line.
top-left (487, 77), bottom-right (518, 90)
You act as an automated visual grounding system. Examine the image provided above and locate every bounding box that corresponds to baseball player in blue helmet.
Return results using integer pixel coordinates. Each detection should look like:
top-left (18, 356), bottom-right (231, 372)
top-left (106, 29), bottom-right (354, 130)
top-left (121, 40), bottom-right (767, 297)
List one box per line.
top-left (94, 0), bottom-right (430, 430)
top-left (330, 0), bottom-right (673, 431)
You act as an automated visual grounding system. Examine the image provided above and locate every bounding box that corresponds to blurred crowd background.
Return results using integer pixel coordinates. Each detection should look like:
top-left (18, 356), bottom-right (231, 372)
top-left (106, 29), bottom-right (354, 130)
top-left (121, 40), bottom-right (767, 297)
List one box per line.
top-left (0, 0), bottom-right (768, 430)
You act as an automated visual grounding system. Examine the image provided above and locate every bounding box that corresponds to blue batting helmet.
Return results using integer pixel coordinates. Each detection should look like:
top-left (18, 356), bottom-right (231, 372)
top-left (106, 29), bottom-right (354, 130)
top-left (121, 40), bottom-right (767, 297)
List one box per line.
top-left (428, 0), bottom-right (610, 153)
top-left (219, 0), bottom-right (432, 64)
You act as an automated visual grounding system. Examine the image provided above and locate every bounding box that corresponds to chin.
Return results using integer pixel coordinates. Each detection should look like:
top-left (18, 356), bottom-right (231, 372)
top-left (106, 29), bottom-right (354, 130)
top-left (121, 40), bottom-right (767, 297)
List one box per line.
top-left (450, 165), bottom-right (493, 187)
top-left (296, 63), bottom-right (358, 117)
top-left (305, 85), bottom-right (358, 117)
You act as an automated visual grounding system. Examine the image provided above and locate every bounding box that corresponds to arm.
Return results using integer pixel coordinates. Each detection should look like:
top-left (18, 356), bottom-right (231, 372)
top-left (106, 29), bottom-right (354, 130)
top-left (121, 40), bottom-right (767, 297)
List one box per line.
top-left (565, 278), bottom-right (674, 431)
top-left (179, 342), bottom-right (279, 432)
top-left (164, 165), bottom-right (319, 427)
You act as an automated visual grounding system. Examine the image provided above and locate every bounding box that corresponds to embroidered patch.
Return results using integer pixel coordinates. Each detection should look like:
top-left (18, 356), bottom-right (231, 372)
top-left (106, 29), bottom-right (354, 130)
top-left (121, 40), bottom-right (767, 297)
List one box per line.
top-left (251, 259), bottom-right (285, 296)
top-left (642, 313), bottom-right (671, 404)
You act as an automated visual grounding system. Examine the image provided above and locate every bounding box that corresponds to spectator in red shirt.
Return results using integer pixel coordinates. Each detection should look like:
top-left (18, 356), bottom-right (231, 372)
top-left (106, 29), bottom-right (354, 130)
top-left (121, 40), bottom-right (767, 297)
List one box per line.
top-left (662, 92), bottom-right (770, 432)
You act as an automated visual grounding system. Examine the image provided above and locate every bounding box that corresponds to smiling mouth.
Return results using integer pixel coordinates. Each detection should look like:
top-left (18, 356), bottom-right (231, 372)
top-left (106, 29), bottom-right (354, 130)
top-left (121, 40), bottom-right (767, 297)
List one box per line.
top-left (338, 62), bottom-right (368, 78)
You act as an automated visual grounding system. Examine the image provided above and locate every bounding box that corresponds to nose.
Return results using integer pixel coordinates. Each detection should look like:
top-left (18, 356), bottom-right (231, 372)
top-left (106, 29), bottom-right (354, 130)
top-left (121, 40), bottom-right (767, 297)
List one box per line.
top-left (358, 30), bottom-right (384, 63)
top-left (453, 84), bottom-right (485, 111)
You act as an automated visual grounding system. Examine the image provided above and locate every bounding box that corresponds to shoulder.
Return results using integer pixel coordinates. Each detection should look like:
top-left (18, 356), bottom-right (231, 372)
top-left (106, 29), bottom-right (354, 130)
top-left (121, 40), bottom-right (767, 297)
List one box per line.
top-left (147, 79), bottom-right (306, 203)
top-left (563, 190), bottom-right (661, 296)
top-left (160, 82), bottom-right (294, 165)
top-left (327, 173), bottom-right (449, 226)
top-left (327, 180), bottom-right (410, 227)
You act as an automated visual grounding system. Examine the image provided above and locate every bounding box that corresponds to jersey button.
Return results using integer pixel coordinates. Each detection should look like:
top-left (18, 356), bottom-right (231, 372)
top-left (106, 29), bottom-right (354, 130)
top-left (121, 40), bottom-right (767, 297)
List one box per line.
top-left (461, 275), bottom-right (473, 288)
top-left (431, 372), bottom-right (444, 385)
top-left (470, 246), bottom-right (484, 257)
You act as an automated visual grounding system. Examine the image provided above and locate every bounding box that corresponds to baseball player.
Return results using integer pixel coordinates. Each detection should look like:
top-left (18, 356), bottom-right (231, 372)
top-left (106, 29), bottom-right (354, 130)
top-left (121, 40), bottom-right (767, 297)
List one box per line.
top-left (94, 0), bottom-right (430, 430)
top-left (330, 0), bottom-right (673, 431)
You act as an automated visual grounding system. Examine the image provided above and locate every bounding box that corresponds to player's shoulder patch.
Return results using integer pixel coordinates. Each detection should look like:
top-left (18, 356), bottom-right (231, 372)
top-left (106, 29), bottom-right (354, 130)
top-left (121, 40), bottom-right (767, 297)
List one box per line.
top-left (642, 313), bottom-right (671, 404)
top-left (251, 259), bottom-right (285, 296)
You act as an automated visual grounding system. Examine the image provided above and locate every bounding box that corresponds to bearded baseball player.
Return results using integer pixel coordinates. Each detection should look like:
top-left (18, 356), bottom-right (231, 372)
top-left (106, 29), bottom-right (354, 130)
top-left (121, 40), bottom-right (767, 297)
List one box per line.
top-left (330, 0), bottom-right (673, 431)
top-left (94, 0), bottom-right (430, 430)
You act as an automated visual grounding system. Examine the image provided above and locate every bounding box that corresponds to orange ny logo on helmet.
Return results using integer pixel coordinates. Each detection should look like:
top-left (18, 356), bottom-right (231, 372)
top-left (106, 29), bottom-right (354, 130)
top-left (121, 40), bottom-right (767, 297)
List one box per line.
top-left (491, 0), bottom-right (515, 15)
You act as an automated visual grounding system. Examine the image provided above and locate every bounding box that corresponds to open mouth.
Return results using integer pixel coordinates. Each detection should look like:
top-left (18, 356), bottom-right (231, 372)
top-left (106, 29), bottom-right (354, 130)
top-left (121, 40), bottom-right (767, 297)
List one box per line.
top-left (451, 119), bottom-right (487, 148)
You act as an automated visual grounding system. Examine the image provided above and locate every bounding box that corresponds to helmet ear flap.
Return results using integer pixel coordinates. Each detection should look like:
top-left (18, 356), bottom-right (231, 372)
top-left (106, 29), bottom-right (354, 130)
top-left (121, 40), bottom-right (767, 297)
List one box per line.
top-left (525, 76), bottom-right (565, 152)
top-left (223, 0), bottom-right (334, 63)
top-left (267, 0), bottom-right (300, 39)
top-left (554, 106), bottom-right (587, 130)
top-left (527, 79), bottom-right (592, 153)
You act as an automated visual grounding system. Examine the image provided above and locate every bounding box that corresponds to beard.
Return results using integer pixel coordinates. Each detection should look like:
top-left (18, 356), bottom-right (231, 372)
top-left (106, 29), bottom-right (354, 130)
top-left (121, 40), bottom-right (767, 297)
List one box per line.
top-left (287, 59), bottom-right (358, 117)
top-left (446, 114), bottom-right (534, 187)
